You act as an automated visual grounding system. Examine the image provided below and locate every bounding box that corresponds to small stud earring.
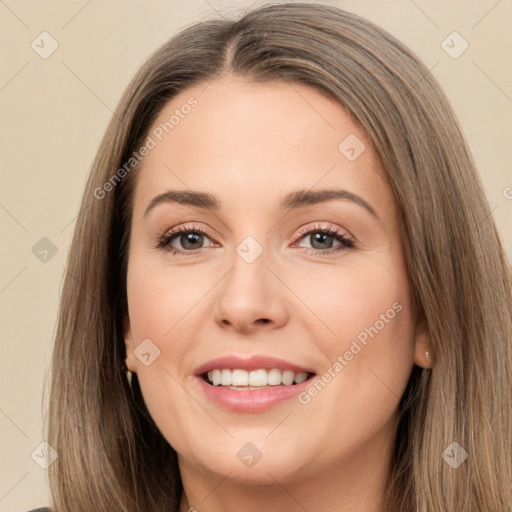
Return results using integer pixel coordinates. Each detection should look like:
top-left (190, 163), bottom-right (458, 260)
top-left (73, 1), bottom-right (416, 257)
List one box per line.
top-left (425, 351), bottom-right (430, 365)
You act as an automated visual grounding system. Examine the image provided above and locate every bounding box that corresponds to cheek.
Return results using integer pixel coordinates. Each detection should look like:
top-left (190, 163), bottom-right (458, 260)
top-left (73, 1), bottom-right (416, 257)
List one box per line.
top-left (290, 254), bottom-right (413, 348)
top-left (126, 255), bottom-right (212, 339)
top-left (293, 256), bottom-right (416, 416)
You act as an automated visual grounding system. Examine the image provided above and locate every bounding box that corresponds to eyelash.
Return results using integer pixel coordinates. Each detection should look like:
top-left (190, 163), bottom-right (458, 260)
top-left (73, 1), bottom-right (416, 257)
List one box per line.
top-left (155, 223), bottom-right (355, 256)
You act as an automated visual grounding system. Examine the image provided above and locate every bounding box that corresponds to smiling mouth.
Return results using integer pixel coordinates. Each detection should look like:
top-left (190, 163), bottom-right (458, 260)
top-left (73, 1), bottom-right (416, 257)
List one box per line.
top-left (202, 368), bottom-right (316, 389)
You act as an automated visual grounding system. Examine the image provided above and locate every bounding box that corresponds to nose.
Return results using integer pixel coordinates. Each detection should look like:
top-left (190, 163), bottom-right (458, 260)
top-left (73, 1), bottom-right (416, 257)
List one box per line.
top-left (213, 247), bottom-right (289, 335)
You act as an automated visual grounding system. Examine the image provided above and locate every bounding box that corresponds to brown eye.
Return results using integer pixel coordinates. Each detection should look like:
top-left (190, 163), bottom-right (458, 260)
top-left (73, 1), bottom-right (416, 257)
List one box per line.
top-left (307, 231), bottom-right (336, 250)
top-left (156, 226), bottom-right (216, 254)
top-left (295, 228), bottom-right (354, 253)
top-left (174, 232), bottom-right (207, 250)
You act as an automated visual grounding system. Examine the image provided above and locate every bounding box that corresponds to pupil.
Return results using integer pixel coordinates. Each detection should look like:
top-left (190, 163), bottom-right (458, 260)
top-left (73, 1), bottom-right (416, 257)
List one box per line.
top-left (311, 232), bottom-right (333, 249)
top-left (182, 233), bottom-right (203, 250)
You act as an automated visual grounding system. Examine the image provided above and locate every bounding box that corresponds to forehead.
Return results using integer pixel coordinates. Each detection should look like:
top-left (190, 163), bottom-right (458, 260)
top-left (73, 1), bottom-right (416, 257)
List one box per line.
top-left (130, 76), bottom-right (391, 217)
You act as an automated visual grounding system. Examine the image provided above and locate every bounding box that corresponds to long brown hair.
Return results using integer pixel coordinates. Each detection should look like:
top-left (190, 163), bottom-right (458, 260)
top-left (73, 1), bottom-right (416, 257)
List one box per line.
top-left (45, 3), bottom-right (512, 511)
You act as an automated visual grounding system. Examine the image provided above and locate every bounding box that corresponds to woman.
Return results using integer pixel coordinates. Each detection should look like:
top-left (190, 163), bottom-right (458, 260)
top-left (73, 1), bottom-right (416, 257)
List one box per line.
top-left (40, 3), bottom-right (511, 511)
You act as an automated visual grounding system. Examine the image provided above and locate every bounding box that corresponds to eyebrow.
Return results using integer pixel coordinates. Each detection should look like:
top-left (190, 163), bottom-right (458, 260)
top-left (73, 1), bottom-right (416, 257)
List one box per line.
top-left (280, 189), bottom-right (378, 219)
top-left (143, 188), bottom-right (379, 219)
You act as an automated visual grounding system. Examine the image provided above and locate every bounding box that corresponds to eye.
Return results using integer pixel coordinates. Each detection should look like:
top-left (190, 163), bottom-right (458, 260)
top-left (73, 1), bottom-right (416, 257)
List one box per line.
top-left (293, 224), bottom-right (355, 254)
top-left (155, 222), bottom-right (355, 256)
top-left (156, 224), bottom-right (216, 255)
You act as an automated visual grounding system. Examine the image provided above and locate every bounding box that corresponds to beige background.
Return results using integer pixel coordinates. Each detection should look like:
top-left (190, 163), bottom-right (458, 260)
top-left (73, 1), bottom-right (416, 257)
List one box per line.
top-left (1, 0), bottom-right (511, 510)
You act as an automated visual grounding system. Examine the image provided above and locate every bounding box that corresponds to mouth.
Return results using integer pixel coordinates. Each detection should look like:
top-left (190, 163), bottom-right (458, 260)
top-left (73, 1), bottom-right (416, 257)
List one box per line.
top-left (194, 355), bottom-right (317, 412)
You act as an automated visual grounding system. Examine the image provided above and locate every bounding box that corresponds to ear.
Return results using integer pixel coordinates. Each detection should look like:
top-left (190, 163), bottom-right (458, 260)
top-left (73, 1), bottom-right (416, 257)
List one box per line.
top-left (412, 314), bottom-right (433, 369)
top-left (123, 315), bottom-right (137, 373)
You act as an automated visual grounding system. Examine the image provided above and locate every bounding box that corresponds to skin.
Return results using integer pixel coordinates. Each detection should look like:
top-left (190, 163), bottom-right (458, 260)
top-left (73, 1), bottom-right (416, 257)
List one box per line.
top-left (124, 75), bottom-right (430, 512)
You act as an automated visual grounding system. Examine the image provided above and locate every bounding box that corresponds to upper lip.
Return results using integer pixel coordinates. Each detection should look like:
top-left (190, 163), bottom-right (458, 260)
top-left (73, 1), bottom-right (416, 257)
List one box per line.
top-left (194, 355), bottom-right (315, 376)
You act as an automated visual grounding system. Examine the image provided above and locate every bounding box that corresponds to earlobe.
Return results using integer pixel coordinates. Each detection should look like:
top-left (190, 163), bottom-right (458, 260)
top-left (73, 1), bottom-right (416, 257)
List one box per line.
top-left (413, 316), bottom-right (434, 369)
top-left (123, 315), bottom-right (137, 373)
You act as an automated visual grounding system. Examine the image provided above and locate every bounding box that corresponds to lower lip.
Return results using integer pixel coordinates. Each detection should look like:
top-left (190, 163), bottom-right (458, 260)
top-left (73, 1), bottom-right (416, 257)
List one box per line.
top-left (196, 375), bottom-right (314, 412)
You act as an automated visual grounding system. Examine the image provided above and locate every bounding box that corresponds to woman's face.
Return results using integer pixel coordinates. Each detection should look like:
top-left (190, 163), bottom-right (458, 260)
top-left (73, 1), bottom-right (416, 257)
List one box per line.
top-left (124, 76), bottom-right (428, 486)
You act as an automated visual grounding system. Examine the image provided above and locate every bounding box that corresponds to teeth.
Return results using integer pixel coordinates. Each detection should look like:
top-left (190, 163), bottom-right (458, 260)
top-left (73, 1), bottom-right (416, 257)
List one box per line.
top-left (232, 369), bottom-right (249, 386)
top-left (267, 368), bottom-right (282, 385)
top-left (249, 369), bottom-right (267, 386)
top-left (221, 369), bottom-right (231, 386)
top-left (282, 370), bottom-right (295, 385)
top-left (205, 368), bottom-right (310, 387)
top-left (294, 372), bottom-right (308, 384)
